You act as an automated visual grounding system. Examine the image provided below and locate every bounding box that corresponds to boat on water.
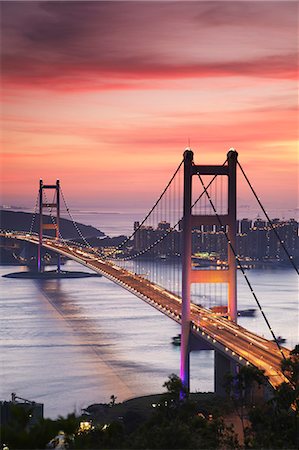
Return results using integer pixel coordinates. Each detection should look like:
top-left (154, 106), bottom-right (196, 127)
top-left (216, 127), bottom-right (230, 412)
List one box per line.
top-left (172, 334), bottom-right (181, 346)
top-left (272, 336), bottom-right (286, 344)
top-left (210, 305), bottom-right (257, 318)
top-left (237, 308), bottom-right (256, 317)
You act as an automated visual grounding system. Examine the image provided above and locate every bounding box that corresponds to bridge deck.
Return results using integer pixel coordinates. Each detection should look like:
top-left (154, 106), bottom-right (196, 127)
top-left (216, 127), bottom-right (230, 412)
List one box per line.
top-left (5, 233), bottom-right (290, 389)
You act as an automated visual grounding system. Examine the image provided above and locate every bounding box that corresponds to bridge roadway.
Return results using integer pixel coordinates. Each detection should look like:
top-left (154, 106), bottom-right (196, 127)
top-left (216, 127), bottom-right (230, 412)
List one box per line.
top-left (4, 232), bottom-right (290, 390)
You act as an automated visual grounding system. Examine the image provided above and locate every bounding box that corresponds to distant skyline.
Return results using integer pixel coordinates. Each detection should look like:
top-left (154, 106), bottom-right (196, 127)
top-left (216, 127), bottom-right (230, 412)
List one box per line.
top-left (1, 1), bottom-right (298, 218)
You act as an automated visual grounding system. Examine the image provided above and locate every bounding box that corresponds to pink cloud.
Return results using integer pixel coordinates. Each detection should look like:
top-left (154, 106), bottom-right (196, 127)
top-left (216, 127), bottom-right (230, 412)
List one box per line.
top-left (1, 1), bottom-right (297, 213)
top-left (1, 1), bottom-right (297, 91)
top-left (2, 52), bottom-right (298, 93)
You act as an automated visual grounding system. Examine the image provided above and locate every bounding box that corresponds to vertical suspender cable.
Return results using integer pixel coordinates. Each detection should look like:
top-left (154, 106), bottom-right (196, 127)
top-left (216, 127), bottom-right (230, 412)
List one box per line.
top-left (29, 192), bottom-right (39, 235)
top-left (197, 173), bottom-right (287, 361)
top-left (237, 161), bottom-right (299, 275)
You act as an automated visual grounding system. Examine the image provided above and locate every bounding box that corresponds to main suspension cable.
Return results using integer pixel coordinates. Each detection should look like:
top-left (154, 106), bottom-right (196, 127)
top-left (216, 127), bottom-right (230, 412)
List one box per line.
top-left (237, 161), bottom-right (299, 275)
top-left (54, 158), bottom-right (226, 263)
top-left (29, 191), bottom-right (39, 235)
top-left (59, 187), bottom-right (103, 252)
top-left (42, 190), bottom-right (109, 269)
top-left (197, 172), bottom-right (287, 361)
top-left (121, 163), bottom-right (227, 261)
top-left (103, 159), bottom-right (184, 259)
top-left (59, 160), bottom-right (184, 262)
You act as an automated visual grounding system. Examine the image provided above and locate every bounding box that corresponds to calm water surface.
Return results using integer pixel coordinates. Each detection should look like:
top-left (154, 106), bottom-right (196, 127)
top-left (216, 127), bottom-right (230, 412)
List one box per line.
top-left (0, 212), bottom-right (298, 418)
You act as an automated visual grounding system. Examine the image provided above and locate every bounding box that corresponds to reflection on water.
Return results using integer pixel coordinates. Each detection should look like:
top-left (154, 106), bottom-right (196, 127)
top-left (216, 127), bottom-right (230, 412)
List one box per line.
top-left (0, 261), bottom-right (297, 418)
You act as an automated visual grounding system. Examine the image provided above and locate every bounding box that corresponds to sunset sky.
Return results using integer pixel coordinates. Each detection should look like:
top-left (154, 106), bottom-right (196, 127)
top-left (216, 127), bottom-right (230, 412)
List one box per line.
top-left (1, 1), bottom-right (298, 218)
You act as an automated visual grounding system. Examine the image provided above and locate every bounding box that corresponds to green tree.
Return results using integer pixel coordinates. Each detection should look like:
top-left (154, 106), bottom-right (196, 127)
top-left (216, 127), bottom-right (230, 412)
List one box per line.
top-left (128, 374), bottom-right (238, 449)
top-left (74, 421), bottom-right (125, 449)
top-left (163, 373), bottom-right (186, 400)
top-left (28, 413), bottom-right (78, 448)
top-left (0, 404), bottom-right (33, 449)
top-left (1, 410), bottom-right (79, 449)
top-left (224, 364), bottom-right (266, 446)
top-left (248, 345), bottom-right (299, 449)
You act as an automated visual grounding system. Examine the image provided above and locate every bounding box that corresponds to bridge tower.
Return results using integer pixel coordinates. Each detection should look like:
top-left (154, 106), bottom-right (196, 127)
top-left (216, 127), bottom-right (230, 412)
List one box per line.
top-left (181, 149), bottom-right (238, 392)
top-left (38, 180), bottom-right (61, 273)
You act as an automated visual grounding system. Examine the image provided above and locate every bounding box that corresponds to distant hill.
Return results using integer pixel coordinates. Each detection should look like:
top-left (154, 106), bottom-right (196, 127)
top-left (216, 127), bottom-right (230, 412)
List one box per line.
top-left (0, 210), bottom-right (105, 239)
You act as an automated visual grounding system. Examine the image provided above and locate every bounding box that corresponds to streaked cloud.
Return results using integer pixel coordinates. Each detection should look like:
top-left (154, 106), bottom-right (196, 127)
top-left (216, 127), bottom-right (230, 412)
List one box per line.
top-left (2, 1), bottom-right (297, 90)
top-left (1, 1), bottom-right (297, 213)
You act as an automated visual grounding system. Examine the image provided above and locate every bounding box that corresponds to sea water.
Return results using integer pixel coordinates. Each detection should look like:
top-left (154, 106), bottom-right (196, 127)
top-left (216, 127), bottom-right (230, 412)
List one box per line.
top-left (0, 211), bottom-right (298, 418)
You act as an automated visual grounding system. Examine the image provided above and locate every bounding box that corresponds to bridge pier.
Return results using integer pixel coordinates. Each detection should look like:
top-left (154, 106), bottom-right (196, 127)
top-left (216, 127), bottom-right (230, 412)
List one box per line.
top-left (38, 179), bottom-right (61, 273)
top-left (180, 149), bottom-right (193, 392)
top-left (190, 334), bottom-right (237, 397)
top-left (214, 350), bottom-right (237, 397)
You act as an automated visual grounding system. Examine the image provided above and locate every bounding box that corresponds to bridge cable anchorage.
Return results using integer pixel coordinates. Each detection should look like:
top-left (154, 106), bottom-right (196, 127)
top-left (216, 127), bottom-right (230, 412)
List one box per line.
top-left (196, 172), bottom-right (288, 362)
top-left (28, 191), bottom-right (40, 235)
top-left (103, 159), bottom-right (184, 260)
top-left (237, 161), bottom-right (299, 275)
top-left (120, 161), bottom-right (227, 262)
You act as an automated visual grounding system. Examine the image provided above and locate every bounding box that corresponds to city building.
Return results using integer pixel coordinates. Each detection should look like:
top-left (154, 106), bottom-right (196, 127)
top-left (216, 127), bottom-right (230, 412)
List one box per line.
top-left (130, 218), bottom-right (298, 264)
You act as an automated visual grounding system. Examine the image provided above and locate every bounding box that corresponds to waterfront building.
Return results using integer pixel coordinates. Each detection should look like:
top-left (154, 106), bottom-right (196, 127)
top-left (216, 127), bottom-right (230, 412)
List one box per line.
top-left (240, 218), bottom-right (252, 234)
top-left (131, 218), bottom-right (298, 263)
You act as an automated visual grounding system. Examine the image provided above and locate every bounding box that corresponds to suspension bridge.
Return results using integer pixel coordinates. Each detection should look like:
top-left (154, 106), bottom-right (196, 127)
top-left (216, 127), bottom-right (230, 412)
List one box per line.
top-left (1, 149), bottom-right (297, 396)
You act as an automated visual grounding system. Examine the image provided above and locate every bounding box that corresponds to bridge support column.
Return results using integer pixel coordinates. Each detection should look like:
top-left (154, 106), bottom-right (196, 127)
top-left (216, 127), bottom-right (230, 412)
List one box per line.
top-left (56, 180), bottom-right (61, 273)
top-left (38, 180), bottom-right (43, 273)
top-left (214, 351), bottom-right (237, 397)
top-left (227, 150), bottom-right (238, 322)
top-left (180, 148), bottom-right (238, 393)
top-left (38, 179), bottom-right (61, 273)
top-left (180, 149), bottom-right (193, 393)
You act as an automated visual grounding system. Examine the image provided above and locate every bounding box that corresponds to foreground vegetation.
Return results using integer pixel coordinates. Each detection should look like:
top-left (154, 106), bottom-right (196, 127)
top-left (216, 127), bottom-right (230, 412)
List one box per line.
top-left (1, 346), bottom-right (298, 449)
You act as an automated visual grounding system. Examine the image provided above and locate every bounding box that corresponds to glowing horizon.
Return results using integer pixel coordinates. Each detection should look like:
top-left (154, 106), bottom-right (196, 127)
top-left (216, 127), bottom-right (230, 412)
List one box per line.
top-left (1, 1), bottom-right (298, 219)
